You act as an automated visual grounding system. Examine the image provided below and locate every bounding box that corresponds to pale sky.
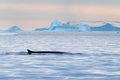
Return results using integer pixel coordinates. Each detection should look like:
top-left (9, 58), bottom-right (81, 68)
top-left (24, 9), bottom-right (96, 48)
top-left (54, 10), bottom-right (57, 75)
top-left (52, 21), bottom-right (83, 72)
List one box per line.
top-left (0, 0), bottom-right (120, 30)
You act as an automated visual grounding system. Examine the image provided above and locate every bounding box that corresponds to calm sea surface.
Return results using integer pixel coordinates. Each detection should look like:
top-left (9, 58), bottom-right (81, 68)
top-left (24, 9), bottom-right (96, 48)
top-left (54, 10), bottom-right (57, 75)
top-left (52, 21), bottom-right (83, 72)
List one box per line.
top-left (0, 32), bottom-right (120, 80)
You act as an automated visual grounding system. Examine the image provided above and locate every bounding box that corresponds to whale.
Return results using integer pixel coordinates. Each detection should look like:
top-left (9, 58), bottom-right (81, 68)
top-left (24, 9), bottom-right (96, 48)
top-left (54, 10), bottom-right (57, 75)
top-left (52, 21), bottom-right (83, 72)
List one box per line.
top-left (27, 49), bottom-right (69, 55)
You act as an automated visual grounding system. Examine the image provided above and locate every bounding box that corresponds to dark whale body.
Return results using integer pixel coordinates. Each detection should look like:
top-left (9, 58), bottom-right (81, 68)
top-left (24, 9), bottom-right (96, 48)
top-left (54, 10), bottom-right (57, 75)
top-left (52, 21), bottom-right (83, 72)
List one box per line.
top-left (27, 49), bottom-right (68, 55)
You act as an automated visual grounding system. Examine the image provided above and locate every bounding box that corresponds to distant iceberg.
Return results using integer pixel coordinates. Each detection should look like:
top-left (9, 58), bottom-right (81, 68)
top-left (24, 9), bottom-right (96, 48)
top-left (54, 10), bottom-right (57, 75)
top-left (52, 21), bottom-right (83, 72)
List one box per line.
top-left (90, 23), bottom-right (120, 31)
top-left (1, 20), bottom-right (120, 32)
top-left (77, 23), bottom-right (91, 31)
top-left (49, 21), bottom-right (79, 32)
top-left (35, 20), bottom-right (91, 32)
top-left (49, 20), bottom-right (63, 30)
top-left (34, 20), bottom-right (120, 32)
top-left (116, 31), bottom-right (120, 35)
top-left (6, 26), bottom-right (22, 32)
top-left (0, 26), bottom-right (22, 33)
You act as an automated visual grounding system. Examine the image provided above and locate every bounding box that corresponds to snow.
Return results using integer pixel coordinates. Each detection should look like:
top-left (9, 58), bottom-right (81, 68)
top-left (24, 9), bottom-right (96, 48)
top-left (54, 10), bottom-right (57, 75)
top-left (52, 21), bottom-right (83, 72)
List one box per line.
top-left (0, 32), bottom-right (120, 80)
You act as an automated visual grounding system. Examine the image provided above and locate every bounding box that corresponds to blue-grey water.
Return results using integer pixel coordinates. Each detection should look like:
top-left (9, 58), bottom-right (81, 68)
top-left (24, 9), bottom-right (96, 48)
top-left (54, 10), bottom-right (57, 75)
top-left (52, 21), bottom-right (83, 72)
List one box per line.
top-left (0, 32), bottom-right (120, 80)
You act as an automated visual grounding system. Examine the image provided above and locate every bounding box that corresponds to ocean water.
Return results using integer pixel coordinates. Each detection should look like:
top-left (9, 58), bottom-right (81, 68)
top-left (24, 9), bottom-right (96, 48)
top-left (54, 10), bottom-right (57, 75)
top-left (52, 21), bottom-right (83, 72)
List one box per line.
top-left (0, 32), bottom-right (120, 80)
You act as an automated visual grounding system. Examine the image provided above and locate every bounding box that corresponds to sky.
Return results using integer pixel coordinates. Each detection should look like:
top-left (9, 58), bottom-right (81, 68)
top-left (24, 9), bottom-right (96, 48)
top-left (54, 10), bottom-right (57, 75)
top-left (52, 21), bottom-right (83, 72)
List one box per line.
top-left (0, 0), bottom-right (120, 30)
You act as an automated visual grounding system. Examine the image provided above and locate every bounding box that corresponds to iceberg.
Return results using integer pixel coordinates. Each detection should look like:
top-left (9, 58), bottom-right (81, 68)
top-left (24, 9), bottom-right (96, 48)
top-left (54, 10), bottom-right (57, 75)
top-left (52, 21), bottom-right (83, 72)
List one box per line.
top-left (90, 23), bottom-right (120, 31)
top-left (0, 26), bottom-right (22, 33)
top-left (49, 20), bottom-right (91, 32)
top-left (34, 20), bottom-right (120, 32)
top-left (35, 20), bottom-right (91, 32)
top-left (77, 23), bottom-right (91, 31)
top-left (116, 31), bottom-right (120, 35)
top-left (49, 20), bottom-right (63, 30)
top-left (49, 21), bottom-right (79, 32)
top-left (6, 26), bottom-right (22, 32)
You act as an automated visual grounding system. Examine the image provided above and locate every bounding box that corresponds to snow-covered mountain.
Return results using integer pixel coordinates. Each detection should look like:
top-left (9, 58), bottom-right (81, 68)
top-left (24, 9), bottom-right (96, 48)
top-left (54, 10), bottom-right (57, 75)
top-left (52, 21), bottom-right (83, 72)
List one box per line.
top-left (0, 26), bottom-right (22, 32)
